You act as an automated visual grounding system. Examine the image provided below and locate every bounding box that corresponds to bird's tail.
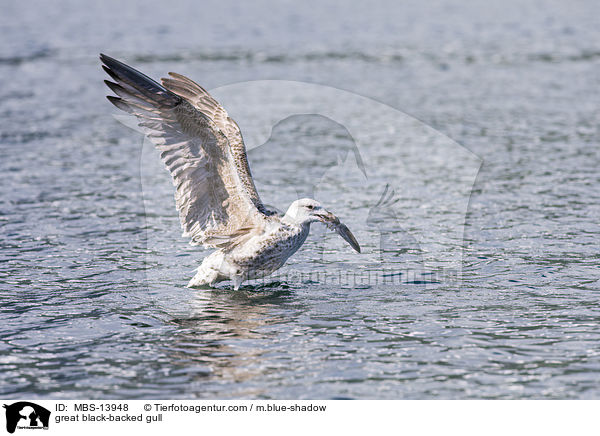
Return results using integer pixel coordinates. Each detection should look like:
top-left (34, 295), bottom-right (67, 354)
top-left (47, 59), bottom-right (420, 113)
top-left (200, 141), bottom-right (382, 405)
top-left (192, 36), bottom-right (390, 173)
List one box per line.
top-left (187, 265), bottom-right (221, 288)
top-left (187, 253), bottom-right (227, 288)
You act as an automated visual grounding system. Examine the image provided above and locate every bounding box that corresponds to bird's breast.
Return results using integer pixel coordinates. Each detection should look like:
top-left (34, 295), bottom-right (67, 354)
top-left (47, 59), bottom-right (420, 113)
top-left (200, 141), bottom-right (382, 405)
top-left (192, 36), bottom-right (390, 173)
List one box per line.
top-left (231, 223), bottom-right (310, 273)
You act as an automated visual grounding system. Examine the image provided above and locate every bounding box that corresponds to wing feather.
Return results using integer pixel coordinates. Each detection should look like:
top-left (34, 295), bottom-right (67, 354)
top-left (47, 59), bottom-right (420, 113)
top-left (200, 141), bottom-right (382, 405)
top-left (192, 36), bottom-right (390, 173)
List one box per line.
top-left (100, 54), bottom-right (267, 248)
top-left (160, 72), bottom-right (268, 215)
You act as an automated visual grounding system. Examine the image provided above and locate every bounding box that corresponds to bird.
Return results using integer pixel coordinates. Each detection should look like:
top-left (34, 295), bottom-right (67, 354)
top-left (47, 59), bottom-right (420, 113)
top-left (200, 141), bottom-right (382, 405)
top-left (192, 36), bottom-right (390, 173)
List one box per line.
top-left (100, 54), bottom-right (361, 290)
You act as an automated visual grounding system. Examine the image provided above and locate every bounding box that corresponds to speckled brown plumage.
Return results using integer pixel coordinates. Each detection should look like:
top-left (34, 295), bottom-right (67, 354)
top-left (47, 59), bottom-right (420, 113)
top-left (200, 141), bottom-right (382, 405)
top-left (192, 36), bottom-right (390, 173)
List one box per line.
top-left (101, 54), bottom-right (360, 289)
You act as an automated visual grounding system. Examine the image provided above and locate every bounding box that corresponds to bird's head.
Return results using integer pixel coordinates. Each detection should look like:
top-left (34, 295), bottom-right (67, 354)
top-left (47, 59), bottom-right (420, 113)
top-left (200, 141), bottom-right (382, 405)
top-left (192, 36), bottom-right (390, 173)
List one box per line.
top-left (285, 198), bottom-right (361, 253)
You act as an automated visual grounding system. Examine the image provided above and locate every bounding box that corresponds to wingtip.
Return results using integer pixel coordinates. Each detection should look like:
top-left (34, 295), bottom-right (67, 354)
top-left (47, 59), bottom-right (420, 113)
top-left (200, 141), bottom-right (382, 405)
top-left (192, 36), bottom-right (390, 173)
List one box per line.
top-left (99, 53), bottom-right (113, 64)
top-left (106, 95), bottom-right (130, 112)
top-left (100, 52), bottom-right (116, 62)
top-left (100, 53), bottom-right (124, 71)
top-left (106, 95), bottom-right (123, 107)
top-left (99, 54), bottom-right (179, 104)
top-left (102, 64), bottom-right (117, 78)
top-left (104, 79), bottom-right (125, 95)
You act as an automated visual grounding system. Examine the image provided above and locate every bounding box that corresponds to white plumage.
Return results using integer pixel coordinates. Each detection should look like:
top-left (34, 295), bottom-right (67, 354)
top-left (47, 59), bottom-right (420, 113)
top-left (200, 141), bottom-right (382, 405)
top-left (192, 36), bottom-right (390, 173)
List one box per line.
top-left (101, 54), bottom-right (360, 290)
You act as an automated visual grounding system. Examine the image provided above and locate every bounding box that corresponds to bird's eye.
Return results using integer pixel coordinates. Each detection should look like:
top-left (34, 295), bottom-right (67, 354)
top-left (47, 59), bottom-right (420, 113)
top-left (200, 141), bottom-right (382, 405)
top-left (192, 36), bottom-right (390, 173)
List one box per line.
top-left (306, 204), bottom-right (314, 210)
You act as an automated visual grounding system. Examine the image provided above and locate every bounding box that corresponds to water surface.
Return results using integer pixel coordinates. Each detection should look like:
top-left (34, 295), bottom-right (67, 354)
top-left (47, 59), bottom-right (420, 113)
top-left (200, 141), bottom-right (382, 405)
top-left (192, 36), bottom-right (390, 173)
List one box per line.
top-left (1, 0), bottom-right (599, 399)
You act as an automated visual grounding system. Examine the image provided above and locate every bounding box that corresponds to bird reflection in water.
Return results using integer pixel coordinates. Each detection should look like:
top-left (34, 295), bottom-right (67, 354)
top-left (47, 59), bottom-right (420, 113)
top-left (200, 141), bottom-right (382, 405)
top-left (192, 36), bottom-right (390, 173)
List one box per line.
top-left (164, 285), bottom-right (294, 397)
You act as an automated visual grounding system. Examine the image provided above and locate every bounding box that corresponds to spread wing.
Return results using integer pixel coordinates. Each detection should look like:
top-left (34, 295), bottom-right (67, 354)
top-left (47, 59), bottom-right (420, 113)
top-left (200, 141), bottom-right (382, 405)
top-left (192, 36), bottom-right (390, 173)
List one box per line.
top-left (100, 54), bottom-right (268, 248)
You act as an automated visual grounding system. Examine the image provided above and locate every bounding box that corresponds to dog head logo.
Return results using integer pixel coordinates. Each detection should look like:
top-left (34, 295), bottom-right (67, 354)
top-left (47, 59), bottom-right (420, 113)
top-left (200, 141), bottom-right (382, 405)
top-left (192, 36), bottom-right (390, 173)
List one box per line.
top-left (3, 402), bottom-right (50, 434)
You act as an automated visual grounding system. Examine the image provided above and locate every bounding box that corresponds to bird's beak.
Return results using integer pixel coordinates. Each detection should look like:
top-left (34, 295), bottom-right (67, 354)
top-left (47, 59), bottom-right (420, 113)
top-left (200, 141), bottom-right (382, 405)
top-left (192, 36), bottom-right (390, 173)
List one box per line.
top-left (316, 211), bottom-right (361, 253)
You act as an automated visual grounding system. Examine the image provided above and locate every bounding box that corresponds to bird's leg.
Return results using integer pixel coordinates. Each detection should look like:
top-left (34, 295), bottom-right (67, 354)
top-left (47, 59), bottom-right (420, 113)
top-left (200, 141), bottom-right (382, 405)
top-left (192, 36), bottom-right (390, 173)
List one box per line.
top-left (231, 275), bottom-right (244, 290)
